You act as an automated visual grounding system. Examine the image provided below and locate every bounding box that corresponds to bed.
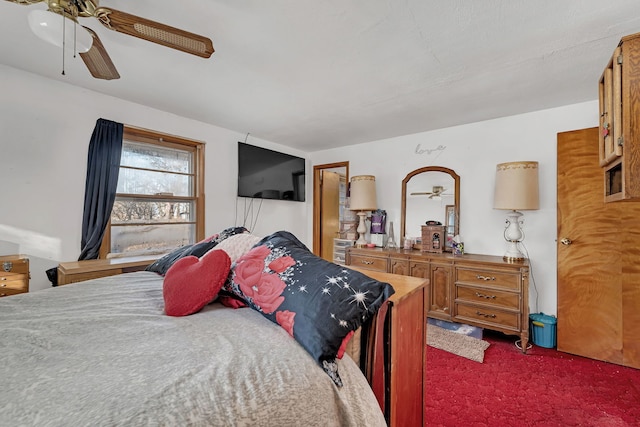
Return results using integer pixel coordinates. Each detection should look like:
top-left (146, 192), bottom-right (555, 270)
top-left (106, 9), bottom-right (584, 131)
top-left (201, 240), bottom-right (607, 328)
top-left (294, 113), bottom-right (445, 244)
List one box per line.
top-left (0, 271), bottom-right (387, 426)
top-left (0, 230), bottom-right (425, 426)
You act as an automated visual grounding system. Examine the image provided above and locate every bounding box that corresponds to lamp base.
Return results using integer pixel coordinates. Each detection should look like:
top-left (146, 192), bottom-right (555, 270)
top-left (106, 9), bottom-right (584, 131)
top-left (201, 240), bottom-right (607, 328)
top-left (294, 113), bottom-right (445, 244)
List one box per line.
top-left (503, 256), bottom-right (526, 262)
top-left (502, 210), bottom-right (526, 261)
top-left (355, 211), bottom-right (368, 247)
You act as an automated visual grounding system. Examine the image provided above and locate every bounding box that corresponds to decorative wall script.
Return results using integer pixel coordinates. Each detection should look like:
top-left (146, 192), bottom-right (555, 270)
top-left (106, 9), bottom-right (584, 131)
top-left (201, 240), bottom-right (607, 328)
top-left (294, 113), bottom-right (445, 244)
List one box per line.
top-left (415, 144), bottom-right (446, 156)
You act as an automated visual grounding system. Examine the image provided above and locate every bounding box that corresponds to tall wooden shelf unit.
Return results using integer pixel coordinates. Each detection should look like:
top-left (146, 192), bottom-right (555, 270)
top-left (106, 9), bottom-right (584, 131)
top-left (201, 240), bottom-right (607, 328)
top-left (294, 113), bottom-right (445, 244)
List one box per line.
top-left (599, 31), bottom-right (640, 202)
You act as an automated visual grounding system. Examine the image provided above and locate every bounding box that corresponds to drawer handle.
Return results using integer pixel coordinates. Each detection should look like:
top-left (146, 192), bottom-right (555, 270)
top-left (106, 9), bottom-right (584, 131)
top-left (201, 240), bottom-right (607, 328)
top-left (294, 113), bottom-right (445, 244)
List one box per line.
top-left (476, 275), bottom-right (496, 281)
top-left (476, 311), bottom-right (497, 319)
top-left (0, 277), bottom-right (6, 281)
top-left (360, 260), bottom-right (374, 265)
top-left (475, 292), bottom-right (496, 299)
top-left (0, 283), bottom-right (5, 288)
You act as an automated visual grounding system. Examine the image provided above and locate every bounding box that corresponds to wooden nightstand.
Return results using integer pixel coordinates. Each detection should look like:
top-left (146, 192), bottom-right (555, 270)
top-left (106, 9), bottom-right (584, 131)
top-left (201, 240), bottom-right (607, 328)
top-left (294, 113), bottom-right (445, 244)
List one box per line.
top-left (347, 267), bottom-right (427, 427)
top-left (0, 255), bottom-right (29, 297)
top-left (57, 255), bottom-right (158, 285)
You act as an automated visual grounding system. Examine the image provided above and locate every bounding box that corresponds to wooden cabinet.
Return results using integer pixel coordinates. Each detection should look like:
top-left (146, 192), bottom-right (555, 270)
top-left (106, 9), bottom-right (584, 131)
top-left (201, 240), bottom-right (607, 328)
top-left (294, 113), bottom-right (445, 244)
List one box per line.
top-left (347, 267), bottom-right (426, 427)
top-left (57, 255), bottom-right (157, 285)
top-left (0, 255), bottom-right (29, 297)
top-left (599, 31), bottom-right (640, 202)
top-left (347, 247), bottom-right (530, 351)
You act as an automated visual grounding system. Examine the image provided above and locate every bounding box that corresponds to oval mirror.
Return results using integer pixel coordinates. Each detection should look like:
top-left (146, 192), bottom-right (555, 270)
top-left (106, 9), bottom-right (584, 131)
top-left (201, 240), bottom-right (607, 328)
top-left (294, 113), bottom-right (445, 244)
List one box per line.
top-left (400, 166), bottom-right (460, 251)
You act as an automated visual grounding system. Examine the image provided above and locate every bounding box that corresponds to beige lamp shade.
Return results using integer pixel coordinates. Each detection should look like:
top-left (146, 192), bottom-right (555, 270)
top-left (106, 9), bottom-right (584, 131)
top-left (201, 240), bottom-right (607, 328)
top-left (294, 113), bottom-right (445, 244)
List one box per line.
top-left (494, 161), bottom-right (540, 210)
top-left (350, 175), bottom-right (377, 211)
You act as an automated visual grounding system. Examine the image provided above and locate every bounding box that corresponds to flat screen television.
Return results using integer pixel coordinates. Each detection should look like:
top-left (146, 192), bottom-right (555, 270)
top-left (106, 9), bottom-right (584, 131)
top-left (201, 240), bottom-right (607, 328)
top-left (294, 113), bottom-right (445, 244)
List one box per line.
top-left (237, 142), bottom-right (306, 202)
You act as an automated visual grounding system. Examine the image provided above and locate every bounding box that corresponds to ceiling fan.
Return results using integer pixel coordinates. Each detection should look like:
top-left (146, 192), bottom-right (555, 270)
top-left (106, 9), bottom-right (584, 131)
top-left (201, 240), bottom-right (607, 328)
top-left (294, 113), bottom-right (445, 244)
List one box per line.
top-left (410, 185), bottom-right (451, 199)
top-left (6, 0), bottom-right (214, 80)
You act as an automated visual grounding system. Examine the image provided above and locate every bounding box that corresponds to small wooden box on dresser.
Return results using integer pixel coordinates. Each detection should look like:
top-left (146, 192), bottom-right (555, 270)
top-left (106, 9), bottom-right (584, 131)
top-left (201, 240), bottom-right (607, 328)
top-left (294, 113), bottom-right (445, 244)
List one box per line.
top-left (0, 255), bottom-right (29, 297)
top-left (346, 247), bottom-right (531, 351)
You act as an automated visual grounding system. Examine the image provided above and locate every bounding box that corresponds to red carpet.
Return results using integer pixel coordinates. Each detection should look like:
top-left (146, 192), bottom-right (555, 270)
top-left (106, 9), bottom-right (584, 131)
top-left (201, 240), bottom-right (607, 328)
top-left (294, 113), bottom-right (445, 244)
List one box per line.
top-left (425, 331), bottom-right (640, 426)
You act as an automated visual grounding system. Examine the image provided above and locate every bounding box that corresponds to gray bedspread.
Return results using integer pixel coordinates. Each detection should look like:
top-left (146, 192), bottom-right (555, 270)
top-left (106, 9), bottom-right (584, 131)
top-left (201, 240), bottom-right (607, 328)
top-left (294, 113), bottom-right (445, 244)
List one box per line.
top-left (0, 271), bottom-right (386, 426)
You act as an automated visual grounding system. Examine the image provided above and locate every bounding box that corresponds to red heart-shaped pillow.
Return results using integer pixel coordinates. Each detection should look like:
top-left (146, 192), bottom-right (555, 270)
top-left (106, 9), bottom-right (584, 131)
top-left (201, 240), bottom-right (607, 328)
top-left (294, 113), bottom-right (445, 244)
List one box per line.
top-left (163, 249), bottom-right (231, 316)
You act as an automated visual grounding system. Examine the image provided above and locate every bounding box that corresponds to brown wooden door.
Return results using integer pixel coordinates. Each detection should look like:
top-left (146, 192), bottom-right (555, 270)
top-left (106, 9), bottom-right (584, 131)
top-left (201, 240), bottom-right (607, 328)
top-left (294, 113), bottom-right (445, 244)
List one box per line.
top-left (557, 127), bottom-right (640, 367)
top-left (320, 170), bottom-right (341, 261)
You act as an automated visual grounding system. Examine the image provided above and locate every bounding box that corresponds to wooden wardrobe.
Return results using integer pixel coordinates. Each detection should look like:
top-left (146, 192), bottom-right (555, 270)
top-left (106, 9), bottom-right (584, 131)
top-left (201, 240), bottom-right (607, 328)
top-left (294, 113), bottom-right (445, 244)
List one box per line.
top-left (557, 127), bottom-right (640, 369)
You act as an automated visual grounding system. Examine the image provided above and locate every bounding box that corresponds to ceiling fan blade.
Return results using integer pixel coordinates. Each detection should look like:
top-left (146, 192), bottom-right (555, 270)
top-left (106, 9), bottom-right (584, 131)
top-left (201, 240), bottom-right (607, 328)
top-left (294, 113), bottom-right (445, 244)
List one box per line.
top-left (79, 26), bottom-right (120, 80)
top-left (94, 7), bottom-right (214, 58)
top-left (410, 192), bottom-right (433, 196)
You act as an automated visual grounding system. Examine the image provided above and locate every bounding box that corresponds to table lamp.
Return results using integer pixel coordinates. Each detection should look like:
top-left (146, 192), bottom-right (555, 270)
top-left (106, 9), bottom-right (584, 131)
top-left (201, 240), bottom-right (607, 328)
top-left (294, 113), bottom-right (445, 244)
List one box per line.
top-left (493, 161), bottom-right (539, 261)
top-left (349, 175), bottom-right (377, 247)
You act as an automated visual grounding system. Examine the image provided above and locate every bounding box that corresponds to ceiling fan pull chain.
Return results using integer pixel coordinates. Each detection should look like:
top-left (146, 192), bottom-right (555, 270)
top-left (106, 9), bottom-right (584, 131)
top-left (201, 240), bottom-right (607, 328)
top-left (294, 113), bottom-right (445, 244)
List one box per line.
top-left (73, 20), bottom-right (77, 57)
top-left (61, 12), bottom-right (66, 76)
top-left (72, 3), bottom-right (79, 58)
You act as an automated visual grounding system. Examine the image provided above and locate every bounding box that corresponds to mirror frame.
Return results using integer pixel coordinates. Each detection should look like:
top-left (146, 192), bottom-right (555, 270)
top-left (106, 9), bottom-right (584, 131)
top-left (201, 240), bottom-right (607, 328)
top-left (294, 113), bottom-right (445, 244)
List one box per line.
top-left (400, 166), bottom-right (460, 251)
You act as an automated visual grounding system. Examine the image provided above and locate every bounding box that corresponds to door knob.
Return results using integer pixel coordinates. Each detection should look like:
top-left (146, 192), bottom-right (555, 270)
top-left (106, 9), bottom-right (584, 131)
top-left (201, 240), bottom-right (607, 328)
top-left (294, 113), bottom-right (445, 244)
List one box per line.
top-left (560, 238), bottom-right (572, 245)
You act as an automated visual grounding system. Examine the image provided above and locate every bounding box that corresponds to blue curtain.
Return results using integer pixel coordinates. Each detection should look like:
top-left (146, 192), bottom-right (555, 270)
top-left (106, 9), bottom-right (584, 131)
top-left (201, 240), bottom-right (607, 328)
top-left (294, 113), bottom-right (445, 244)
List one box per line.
top-left (78, 118), bottom-right (123, 260)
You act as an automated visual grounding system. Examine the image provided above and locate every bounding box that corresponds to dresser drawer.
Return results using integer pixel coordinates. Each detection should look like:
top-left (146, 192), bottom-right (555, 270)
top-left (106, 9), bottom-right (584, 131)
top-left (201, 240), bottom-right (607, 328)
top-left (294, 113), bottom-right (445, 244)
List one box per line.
top-left (0, 287), bottom-right (26, 297)
top-left (0, 277), bottom-right (28, 291)
top-left (456, 285), bottom-right (519, 310)
top-left (348, 254), bottom-right (388, 272)
top-left (456, 267), bottom-right (520, 291)
top-left (0, 260), bottom-right (29, 277)
top-left (455, 303), bottom-right (519, 331)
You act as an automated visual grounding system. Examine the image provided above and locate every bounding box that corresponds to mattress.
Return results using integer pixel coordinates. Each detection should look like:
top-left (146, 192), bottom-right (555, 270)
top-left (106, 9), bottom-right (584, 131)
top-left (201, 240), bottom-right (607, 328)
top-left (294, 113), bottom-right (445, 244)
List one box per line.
top-left (0, 271), bottom-right (386, 426)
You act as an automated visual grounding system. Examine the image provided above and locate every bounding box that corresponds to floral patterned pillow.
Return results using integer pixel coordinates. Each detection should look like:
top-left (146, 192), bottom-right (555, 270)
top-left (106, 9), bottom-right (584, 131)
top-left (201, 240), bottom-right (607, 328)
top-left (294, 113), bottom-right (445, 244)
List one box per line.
top-left (223, 230), bottom-right (395, 387)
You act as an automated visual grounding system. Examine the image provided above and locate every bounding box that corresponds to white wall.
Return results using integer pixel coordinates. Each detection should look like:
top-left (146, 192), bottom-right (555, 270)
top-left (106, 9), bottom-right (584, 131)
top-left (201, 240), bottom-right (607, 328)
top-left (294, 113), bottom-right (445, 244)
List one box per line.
top-left (1, 63), bottom-right (602, 315)
top-left (309, 102), bottom-right (600, 316)
top-left (0, 65), bottom-right (308, 291)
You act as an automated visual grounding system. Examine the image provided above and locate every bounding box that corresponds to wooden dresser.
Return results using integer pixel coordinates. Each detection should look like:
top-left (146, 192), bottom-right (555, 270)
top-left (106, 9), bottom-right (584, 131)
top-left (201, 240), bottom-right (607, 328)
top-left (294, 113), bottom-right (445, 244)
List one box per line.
top-left (349, 267), bottom-right (427, 427)
top-left (57, 255), bottom-right (158, 285)
top-left (347, 247), bottom-right (530, 351)
top-left (0, 255), bottom-right (29, 297)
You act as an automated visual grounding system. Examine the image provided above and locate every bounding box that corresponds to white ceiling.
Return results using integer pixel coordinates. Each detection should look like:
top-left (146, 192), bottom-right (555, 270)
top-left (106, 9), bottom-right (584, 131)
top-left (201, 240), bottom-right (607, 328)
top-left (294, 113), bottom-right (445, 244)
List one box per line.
top-left (2, 1), bottom-right (640, 152)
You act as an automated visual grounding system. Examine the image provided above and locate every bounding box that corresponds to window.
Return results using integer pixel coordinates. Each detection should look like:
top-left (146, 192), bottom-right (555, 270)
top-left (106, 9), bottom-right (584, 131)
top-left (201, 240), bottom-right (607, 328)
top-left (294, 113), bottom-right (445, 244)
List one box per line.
top-left (100, 126), bottom-right (205, 258)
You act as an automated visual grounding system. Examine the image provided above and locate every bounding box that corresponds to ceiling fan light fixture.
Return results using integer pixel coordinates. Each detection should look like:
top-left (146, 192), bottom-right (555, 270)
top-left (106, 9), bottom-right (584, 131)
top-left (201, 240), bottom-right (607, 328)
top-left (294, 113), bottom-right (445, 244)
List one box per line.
top-left (28, 9), bottom-right (92, 53)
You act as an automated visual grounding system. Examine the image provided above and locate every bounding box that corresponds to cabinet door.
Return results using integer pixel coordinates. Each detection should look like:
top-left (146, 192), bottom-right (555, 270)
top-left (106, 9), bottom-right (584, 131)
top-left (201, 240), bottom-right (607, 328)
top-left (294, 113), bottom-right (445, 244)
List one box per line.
top-left (429, 263), bottom-right (453, 320)
top-left (389, 258), bottom-right (409, 276)
top-left (410, 261), bottom-right (452, 320)
top-left (599, 46), bottom-right (622, 168)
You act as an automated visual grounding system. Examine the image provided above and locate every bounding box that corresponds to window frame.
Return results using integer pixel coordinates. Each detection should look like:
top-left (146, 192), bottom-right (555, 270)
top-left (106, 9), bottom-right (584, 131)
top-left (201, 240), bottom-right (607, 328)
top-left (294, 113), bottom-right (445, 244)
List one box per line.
top-left (99, 125), bottom-right (205, 258)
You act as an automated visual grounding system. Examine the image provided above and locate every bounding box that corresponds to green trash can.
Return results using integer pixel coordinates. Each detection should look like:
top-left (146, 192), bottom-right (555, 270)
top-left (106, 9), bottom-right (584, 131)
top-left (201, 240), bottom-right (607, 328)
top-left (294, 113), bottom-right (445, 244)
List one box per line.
top-left (529, 313), bottom-right (557, 348)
